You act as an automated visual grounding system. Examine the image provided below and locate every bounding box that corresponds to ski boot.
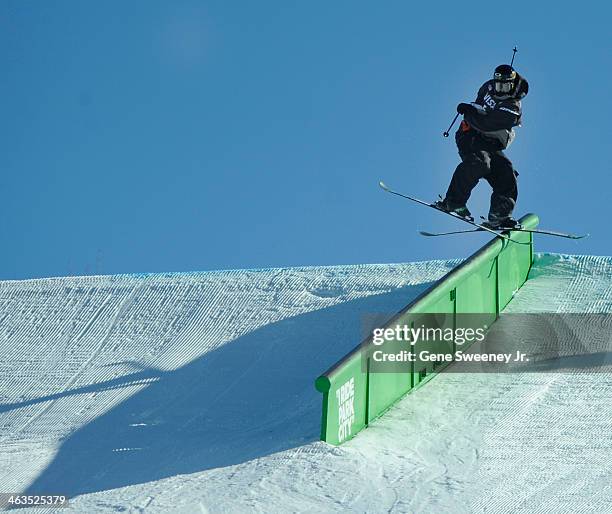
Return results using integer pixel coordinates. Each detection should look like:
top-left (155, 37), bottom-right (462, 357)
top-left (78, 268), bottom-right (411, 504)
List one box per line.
top-left (482, 212), bottom-right (521, 230)
top-left (432, 196), bottom-right (473, 221)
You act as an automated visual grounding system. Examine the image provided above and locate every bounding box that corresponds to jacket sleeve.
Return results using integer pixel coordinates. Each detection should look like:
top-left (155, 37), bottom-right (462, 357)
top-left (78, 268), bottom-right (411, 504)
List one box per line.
top-left (474, 83), bottom-right (487, 106)
top-left (464, 100), bottom-right (521, 132)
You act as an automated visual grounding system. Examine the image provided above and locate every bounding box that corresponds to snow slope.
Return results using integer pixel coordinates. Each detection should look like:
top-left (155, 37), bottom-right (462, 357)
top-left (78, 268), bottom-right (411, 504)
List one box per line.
top-left (0, 254), bottom-right (610, 513)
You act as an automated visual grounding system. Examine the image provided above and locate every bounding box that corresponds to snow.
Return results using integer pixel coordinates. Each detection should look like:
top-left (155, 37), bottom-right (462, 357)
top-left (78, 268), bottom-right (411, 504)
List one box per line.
top-left (0, 254), bottom-right (610, 513)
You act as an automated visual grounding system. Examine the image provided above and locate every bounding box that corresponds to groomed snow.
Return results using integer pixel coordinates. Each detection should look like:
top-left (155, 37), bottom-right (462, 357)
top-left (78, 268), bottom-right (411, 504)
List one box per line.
top-left (0, 254), bottom-right (610, 513)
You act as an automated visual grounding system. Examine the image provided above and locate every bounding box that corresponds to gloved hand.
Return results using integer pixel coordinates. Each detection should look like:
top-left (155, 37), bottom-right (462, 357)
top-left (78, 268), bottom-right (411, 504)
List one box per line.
top-left (457, 103), bottom-right (477, 116)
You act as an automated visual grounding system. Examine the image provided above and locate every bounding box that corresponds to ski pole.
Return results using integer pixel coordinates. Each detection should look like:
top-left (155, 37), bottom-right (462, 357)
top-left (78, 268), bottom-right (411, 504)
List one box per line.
top-left (510, 46), bottom-right (518, 67)
top-left (443, 113), bottom-right (459, 138)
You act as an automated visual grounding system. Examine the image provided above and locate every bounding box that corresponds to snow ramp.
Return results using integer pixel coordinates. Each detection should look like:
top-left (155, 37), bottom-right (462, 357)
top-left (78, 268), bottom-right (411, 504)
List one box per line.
top-left (1, 223), bottom-right (611, 512)
top-left (0, 249), bottom-right (470, 507)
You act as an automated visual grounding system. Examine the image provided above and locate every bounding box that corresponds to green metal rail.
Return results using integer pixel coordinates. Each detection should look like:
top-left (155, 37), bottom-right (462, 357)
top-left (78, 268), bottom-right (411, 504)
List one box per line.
top-left (315, 213), bottom-right (538, 445)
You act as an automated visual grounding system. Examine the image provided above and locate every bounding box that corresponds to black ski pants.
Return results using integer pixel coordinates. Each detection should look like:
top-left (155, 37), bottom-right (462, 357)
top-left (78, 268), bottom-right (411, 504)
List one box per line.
top-left (446, 129), bottom-right (518, 218)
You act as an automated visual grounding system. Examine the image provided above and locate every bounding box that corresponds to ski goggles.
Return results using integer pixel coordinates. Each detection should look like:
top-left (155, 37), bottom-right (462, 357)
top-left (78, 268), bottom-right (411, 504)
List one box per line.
top-left (494, 69), bottom-right (516, 93)
top-left (494, 81), bottom-right (514, 94)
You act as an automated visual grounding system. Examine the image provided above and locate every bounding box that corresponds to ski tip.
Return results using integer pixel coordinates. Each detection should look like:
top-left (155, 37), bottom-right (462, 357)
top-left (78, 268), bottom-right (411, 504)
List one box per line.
top-left (379, 181), bottom-right (389, 191)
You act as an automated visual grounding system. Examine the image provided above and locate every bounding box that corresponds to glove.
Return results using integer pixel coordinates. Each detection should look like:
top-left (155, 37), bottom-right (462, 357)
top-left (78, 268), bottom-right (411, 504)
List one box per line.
top-left (457, 103), bottom-right (476, 116)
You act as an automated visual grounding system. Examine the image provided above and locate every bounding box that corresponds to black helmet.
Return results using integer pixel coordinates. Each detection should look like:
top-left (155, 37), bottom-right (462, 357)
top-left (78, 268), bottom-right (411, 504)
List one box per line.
top-left (493, 64), bottom-right (517, 96)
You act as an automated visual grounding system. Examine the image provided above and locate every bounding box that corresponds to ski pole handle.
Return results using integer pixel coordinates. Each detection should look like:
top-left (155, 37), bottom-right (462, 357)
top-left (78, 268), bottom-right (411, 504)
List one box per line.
top-left (443, 113), bottom-right (460, 138)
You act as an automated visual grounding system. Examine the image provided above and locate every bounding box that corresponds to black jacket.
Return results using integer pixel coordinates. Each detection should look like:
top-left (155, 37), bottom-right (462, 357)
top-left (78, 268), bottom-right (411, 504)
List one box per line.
top-left (461, 74), bottom-right (529, 150)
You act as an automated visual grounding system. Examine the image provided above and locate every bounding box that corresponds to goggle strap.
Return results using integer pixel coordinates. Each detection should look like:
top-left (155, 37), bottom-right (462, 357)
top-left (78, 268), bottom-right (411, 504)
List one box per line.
top-left (494, 71), bottom-right (517, 81)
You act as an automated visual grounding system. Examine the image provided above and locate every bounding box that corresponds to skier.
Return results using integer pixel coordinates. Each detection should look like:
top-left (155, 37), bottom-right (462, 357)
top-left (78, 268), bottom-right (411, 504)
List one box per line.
top-left (434, 64), bottom-right (529, 229)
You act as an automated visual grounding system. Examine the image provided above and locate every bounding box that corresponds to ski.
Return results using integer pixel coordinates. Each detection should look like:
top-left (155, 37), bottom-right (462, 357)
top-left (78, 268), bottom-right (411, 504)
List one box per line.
top-left (379, 181), bottom-right (529, 245)
top-left (420, 228), bottom-right (484, 237)
top-left (420, 227), bottom-right (589, 240)
top-left (476, 216), bottom-right (587, 239)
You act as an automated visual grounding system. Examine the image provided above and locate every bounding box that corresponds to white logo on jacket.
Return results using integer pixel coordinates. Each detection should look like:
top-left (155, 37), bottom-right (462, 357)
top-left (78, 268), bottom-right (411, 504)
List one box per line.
top-left (483, 93), bottom-right (497, 110)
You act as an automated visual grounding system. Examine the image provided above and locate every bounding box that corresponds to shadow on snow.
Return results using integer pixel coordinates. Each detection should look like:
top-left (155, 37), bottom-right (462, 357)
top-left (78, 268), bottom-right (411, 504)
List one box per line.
top-left (22, 282), bottom-right (432, 498)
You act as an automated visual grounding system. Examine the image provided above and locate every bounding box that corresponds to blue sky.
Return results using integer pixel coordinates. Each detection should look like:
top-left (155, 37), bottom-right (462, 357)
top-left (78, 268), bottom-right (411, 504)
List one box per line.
top-left (2, 1), bottom-right (610, 280)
